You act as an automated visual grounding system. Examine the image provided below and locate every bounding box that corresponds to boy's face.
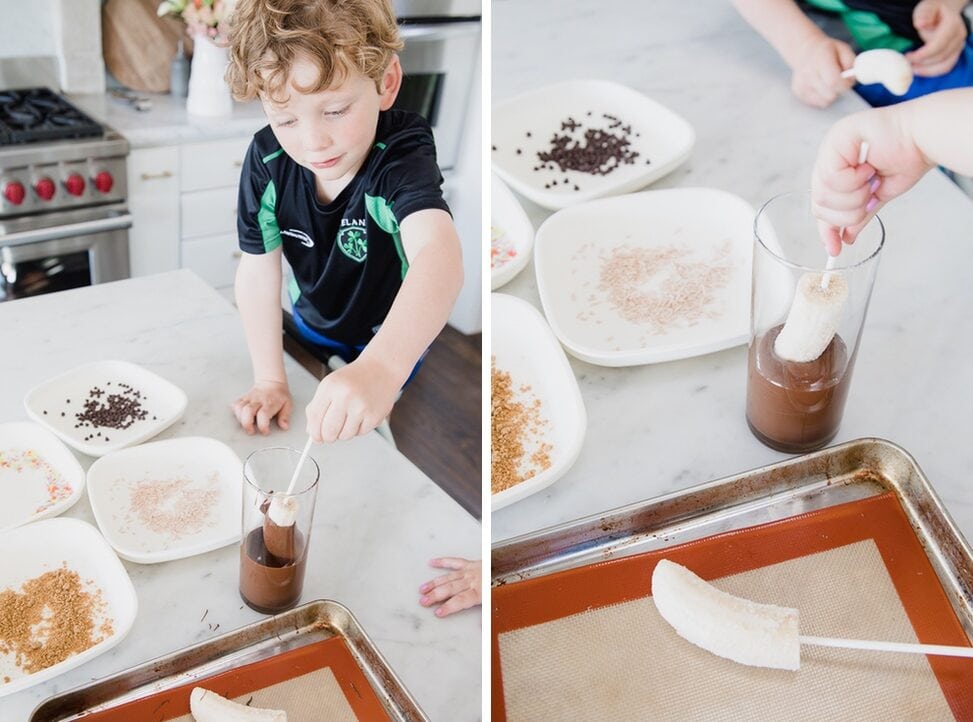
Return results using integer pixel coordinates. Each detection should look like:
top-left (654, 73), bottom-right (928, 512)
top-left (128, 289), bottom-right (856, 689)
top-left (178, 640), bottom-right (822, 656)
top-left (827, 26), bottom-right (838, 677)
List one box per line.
top-left (262, 54), bottom-right (401, 195)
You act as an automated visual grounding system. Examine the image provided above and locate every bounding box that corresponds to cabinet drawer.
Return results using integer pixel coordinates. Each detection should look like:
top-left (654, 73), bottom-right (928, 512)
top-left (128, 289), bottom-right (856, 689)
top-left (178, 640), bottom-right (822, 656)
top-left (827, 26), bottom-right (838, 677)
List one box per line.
top-left (179, 136), bottom-right (251, 192)
top-left (180, 186), bottom-right (238, 239)
top-left (181, 232), bottom-right (241, 288)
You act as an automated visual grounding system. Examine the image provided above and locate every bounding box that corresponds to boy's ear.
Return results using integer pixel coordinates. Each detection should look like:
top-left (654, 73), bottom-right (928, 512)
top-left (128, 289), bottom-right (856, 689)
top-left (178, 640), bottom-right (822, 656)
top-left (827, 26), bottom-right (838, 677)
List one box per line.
top-left (378, 55), bottom-right (402, 111)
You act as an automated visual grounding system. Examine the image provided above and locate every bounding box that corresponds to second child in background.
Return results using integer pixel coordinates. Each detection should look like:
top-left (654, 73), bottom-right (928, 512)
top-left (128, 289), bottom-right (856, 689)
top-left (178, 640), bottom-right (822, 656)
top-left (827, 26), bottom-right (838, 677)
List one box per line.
top-left (732, 0), bottom-right (973, 107)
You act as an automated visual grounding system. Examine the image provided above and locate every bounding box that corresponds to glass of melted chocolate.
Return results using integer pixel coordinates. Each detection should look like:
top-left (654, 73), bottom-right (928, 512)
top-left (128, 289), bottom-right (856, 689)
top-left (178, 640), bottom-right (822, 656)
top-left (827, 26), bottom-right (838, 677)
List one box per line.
top-left (746, 191), bottom-right (885, 453)
top-left (240, 447), bottom-right (320, 613)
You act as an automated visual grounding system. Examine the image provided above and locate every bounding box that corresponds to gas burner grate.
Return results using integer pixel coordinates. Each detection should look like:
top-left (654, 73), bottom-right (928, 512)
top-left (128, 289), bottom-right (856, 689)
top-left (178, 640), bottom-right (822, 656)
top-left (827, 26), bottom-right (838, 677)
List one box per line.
top-left (0, 88), bottom-right (103, 145)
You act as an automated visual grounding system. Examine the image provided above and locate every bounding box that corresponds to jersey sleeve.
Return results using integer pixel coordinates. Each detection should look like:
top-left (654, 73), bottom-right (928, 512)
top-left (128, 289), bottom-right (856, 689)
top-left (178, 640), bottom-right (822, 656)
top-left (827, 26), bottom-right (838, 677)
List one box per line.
top-left (370, 118), bottom-right (451, 226)
top-left (237, 135), bottom-right (283, 255)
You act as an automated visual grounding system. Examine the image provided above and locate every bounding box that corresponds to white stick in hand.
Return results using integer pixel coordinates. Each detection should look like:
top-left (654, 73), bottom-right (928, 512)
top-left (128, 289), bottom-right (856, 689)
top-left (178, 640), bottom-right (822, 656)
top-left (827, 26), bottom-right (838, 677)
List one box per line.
top-left (822, 140), bottom-right (870, 290)
top-left (268, 436), bottom-right (313, 527)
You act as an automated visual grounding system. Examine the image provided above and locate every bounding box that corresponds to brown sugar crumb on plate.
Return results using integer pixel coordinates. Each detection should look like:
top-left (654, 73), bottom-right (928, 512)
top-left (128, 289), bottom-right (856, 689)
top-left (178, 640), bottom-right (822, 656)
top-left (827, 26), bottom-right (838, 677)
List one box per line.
top-left (491, 359), bottom-right (554, 495)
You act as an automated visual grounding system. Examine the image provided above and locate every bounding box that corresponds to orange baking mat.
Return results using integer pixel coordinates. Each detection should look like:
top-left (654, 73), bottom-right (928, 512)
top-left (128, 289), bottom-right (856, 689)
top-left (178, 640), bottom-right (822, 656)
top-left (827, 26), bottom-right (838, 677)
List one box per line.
top-left (492, 492), bottom-right (973, 720)
top-left (83, 635), bottom-right (391, 722)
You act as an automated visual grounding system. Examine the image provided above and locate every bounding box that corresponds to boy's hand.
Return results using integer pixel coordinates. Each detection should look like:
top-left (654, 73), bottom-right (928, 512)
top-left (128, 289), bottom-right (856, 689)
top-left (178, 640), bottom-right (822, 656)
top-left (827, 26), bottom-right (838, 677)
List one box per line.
top-left (419, 558), bottom-right (482, 618)
top-left (232, 380), bottom-right (292, 435)
top-left (305, 355), bottom-right (399, 443)
top-left (907, 0), bottom-right (967, 77)
top-left (791, 36), bottom-right (856, 108)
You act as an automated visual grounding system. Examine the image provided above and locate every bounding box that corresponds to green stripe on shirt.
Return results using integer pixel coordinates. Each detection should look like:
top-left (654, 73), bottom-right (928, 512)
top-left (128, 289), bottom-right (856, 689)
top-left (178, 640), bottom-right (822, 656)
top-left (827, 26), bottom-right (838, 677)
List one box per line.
top-left (364, 193), bottom-right (408, 280)
top-left (258, 180), bottom-right (282, 252)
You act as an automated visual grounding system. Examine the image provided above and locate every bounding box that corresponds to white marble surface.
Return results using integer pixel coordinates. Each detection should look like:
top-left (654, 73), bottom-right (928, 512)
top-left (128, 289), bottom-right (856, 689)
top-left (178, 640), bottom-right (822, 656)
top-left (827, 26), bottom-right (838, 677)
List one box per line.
top-left (68, 91), bottom-right (267, 148)
top-left (491, 0), bottom-right (973, 546)
top-left (0, 271), bottom-right (480, 721)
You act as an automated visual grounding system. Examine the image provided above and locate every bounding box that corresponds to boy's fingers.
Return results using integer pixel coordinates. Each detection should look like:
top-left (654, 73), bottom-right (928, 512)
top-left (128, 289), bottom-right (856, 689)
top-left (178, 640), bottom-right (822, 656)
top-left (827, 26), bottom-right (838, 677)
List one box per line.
top-left (421, 578), bottom-right (468, 605)
top-left (256, 406), bottom-right (272, 435)
top-left (318, 403), bottom-right (346, 443)
top-left (434, 589), bottom-right (479, 618)
top-left (430, 557), bottom-right (469, 570)
top-left (337, 412), bottom-right (364, 441)
top-left (421, 571), bottom-right (463, 594)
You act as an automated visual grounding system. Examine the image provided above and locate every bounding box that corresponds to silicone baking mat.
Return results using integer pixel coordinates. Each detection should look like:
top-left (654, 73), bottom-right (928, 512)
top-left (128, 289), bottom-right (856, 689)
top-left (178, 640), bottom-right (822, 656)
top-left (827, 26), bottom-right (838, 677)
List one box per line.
top-left (80, 636), bottom-right (389, 722)
top-left (492, 492), bottom-right (973, 720)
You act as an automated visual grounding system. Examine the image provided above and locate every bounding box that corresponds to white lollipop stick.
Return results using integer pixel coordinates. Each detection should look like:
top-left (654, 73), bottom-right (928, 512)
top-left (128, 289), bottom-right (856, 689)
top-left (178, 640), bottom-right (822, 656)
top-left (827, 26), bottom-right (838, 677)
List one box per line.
top-left (822, 140), bottom-right (870, 290)
top-left (268, 436), bottom-right (313, 527)
top-left (652, 559), bottom-right (973, 672)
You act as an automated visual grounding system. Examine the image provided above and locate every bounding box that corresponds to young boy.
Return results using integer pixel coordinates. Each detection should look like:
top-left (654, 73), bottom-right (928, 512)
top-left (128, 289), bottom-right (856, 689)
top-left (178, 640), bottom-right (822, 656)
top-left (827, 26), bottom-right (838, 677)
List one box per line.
top-left (225, 0), bottom-right (464, 444)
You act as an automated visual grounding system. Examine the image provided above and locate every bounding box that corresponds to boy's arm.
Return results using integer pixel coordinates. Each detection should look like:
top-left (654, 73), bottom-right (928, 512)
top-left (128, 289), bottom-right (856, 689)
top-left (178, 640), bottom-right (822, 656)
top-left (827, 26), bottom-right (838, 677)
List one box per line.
top-left (731, 0), bottom-right (856, 107)
top-left (233, 248), bottom-right (293, 434)
top-left (359, 208), bottom-right (463, 388)
top-left (731, 0), bottom-right (830, 69)
top-left (304, 208), bottom-right (463, 443)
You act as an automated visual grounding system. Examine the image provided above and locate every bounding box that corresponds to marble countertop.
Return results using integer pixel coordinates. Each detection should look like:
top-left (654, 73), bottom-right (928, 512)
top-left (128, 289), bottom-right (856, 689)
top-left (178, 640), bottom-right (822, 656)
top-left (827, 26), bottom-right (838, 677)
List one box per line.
top-left (0, 271), bottom-right (480, 720)
top-left (491, 0), bottom-right (973, 548)
top-left (68, 91), bottom-right (267, 149)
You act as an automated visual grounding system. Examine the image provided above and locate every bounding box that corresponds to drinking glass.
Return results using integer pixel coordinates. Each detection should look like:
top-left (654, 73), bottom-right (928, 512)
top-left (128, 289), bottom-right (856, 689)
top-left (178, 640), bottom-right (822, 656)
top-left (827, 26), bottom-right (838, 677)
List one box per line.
top-left (746, 191), bottom-right (884, 452)
top-left (239, 446), bottom-right (319, 613)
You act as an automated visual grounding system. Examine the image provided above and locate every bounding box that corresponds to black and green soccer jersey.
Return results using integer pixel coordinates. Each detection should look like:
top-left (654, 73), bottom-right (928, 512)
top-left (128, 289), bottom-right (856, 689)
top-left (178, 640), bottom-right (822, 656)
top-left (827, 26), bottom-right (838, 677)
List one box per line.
top-left (804, 0), bottom-right (970, 52)
top-left (237, 109), bottom-right (450, 346)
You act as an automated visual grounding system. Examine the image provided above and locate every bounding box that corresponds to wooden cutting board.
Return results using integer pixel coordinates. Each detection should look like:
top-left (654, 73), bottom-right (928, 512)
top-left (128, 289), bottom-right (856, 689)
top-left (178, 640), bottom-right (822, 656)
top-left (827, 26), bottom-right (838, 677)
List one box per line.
top-left (102, 0), bottom-right (190, 93)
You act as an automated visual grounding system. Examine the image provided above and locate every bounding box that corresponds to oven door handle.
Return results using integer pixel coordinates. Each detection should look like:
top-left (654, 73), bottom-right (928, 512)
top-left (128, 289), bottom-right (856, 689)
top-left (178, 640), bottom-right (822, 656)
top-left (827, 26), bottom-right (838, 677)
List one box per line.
top-left (0, 213), bottom-right (134, 248)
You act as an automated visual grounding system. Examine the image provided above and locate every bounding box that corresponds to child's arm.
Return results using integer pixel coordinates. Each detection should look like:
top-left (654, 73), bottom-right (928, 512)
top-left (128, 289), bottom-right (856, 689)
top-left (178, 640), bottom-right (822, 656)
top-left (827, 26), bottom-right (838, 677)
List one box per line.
top-left (731, 0), bottom-right (856, 107)
top-left (304, 208), bottom-right (463, 442)
top-left (812, 88), bottom-right (973, 253)
top-left (907, 0), bottom-right (969, 76)
top-left (232, 248), bottom-right (293, 435)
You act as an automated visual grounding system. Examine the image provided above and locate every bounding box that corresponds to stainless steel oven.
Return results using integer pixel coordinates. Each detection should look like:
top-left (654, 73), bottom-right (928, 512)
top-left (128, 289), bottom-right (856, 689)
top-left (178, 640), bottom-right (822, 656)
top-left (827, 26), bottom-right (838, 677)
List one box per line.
top-left (0, 203), bottom-right (131, 300)
top-left (0, 85), bottom-right (131, 302)
top-left (394, 0), bottom-right (480, 170)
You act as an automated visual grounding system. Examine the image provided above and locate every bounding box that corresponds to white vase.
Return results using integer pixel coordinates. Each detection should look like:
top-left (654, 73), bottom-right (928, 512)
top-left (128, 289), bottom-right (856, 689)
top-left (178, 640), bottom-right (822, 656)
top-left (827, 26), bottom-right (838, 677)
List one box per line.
top-left (186, 35), bottom-right (233, 118)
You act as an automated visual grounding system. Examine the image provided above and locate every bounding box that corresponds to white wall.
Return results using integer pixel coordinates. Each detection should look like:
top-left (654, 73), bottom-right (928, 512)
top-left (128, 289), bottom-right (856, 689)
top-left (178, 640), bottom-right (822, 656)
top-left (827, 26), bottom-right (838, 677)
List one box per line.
top-left (0, 0), bottom-right (104, 93)
top-left (446, 36), bottom-right (483, 335)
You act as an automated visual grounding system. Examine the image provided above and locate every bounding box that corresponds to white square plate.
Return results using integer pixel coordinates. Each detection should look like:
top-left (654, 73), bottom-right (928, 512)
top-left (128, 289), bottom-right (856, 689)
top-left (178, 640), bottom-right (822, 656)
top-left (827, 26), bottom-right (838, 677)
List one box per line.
top-left (0, 421), bottom-right (85, 532)
top-left (491, 293), bottom-right (586, 511)
top-left (492, 79), bottom-right (695, 211)
top-left (86, 436), bottom-right (243, 564)
top-left (0, 518), bottom-right (137, 698)
top-left (534, 188), bottom-right (758, 367)
top-left (491, 173), bottom-right (534, 290)
top-left (24, 360), bottom-right (188, 457)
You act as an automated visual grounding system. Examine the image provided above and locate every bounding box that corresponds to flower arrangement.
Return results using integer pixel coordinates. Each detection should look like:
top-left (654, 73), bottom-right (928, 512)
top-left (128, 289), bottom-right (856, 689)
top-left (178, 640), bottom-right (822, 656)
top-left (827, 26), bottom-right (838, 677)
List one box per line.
top-left (157, 0), bottom-right (236, 43)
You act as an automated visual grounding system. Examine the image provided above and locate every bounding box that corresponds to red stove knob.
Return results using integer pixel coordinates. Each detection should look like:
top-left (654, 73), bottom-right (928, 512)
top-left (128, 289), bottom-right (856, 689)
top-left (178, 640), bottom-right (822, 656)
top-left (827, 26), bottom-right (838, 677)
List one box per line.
top-left (2, 181), bottom-right (25, 205)
top-left (34, 177), bottom-right (56, 201)
top-left (65, 173), bottom-right (85, 196)
top-left (93, 170), bottom-right (114, 193)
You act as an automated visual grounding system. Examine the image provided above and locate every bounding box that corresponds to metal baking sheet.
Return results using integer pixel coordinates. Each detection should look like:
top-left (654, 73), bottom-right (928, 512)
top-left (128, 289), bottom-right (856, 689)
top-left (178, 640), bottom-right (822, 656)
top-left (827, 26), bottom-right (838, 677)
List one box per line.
top-left (30, 599), bottom-right (427, 722)
top-left (492, 437), bottom-right (973, 632)
top-left (491, 438), bottom-right (973, 720)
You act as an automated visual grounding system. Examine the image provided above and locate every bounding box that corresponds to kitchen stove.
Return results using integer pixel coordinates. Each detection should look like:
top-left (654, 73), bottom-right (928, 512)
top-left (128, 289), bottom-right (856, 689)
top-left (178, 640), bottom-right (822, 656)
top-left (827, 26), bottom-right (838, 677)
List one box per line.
top-left (0, 85), bottom-right (131, 301)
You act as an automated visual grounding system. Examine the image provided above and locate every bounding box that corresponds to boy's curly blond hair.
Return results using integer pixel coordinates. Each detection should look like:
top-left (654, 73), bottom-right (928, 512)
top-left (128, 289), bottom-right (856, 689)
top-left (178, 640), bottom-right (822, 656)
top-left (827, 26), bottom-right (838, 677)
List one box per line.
top-left (226, 0), bottom-right (403, 103)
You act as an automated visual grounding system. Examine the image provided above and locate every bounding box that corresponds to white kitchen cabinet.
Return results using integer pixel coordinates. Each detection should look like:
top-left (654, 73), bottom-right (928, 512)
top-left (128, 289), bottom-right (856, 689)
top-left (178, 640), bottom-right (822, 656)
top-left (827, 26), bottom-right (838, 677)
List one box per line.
top-left (127, 137), bottom-right (250, 289)
top-left (127, 146), bottom-right (180, 278)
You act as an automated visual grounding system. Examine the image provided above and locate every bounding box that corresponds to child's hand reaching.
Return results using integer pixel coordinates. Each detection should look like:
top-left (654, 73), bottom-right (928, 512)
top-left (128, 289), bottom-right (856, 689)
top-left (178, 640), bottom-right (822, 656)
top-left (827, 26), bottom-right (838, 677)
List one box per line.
top-left (811, 103), bottom-right (934, 253)
top-left (907, 0), bottom-right (968, 77)
top-left (419, 558), bottom-right (482, 618)
top-left (791, 36), bottom-right (856, 108)
top-left (305, 355), bottom-right (399, 442)
top-left (232, 380), bottom-right (292, 435)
